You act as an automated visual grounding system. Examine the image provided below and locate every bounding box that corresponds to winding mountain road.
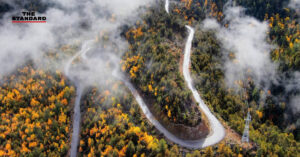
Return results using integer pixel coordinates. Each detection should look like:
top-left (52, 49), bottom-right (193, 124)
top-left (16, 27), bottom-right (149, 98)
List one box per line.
top-left (66, 40), bottom-right (93, 157)
top-left (182, 26), bottom-right (225, 147)
top-left (68, 1), bottom-right (225, 154)
top-left (122, 25), bottom-right (225, 149)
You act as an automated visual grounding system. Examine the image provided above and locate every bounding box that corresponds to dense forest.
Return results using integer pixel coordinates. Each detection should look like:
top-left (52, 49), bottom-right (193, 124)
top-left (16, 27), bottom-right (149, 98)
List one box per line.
top-left (0, 0), bottom-right (299, 156)
top-left (122, 7), bottom-right (203, 128)
top-left (0, 65), bottom-right (75, 156)
top-left (122, 0), bottom-right (300, 156)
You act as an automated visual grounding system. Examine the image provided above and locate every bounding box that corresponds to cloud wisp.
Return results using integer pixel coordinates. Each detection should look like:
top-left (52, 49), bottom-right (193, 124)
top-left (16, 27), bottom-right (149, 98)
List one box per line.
top-left (203, 6), bottom-right (277, 91)
top-left (0, 0), bottom-right (153, 88)
top-left (202, 3), bottom-right (300, 118)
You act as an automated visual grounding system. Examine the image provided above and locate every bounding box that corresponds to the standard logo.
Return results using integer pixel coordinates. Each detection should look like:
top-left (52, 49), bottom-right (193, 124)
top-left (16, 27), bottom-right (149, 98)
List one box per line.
top-left (12, 11), bottom-right (46, 23)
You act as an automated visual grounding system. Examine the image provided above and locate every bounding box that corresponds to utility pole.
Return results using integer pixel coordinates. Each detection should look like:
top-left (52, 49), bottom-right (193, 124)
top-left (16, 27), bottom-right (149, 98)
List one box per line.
top-left (241, 110), bottom-right (251, 143)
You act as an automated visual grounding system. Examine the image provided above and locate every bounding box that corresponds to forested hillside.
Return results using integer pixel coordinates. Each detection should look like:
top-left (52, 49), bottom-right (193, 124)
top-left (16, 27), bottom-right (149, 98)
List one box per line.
top-left (123, 0), bottom-right (300, 156)
top-left (0, 65), bottom-right (75, 156)
top-left (79, 82), bottom-right (170, 156)
top-left (122, 6), bottom-right (205, 131)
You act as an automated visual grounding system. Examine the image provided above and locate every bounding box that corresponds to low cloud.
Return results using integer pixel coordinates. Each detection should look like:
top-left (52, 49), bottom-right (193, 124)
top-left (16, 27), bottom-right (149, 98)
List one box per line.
top-left (203, 6), bottom-right (276, 91)
top-left (288, 0), bottom-right (300, 11)
top-left (0, 0), bottom-right (153, 88)
top-left (290, 95), bottom-right (300, 115)
top-left (203, 3), bottom-right (300, 117)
